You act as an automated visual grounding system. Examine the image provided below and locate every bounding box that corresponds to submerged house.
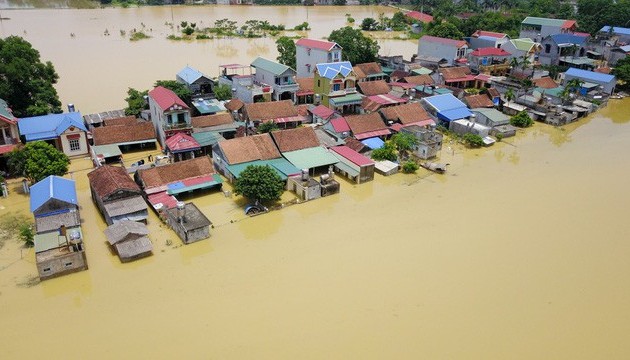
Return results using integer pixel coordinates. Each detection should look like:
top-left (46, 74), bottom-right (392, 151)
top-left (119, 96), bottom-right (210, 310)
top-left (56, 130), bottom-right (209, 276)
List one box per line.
top-left (295, 38), bottom-right (342, 78)
top-left (176, 66), bottom-right (214, 95)
top-left (103, 220), bottom-right (152, 262)
top-left (0, 98), bottom-right (20, 170)
top-left (313, 62), bottom-right (362, 113)
top-left (400, 125), bottom-right (443, 159)
top-left (148, 86), bottom-right (192, 149)
top-left (165, 202), bottom-right (211, 245)
top-left (422, 93), bottom-right (472, 125)
top-left (87, 165), bottom-right (148, 225)
top-left (270, 127), bottom-right (339, 174)
top-left (18, 112), bottom-right (88, 157)
top-left (244, 100), bottom-right (305, 129)
top-left (329, 145), bottom-right (375, 184)
top-left (30, 176), bottom-right (86, 280)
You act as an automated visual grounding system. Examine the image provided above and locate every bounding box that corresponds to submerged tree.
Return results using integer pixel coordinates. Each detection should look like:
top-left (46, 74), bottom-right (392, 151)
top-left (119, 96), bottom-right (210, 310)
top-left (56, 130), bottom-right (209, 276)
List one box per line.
top-left (8, 141), bottom-right (70, 184)
top-left (0, 36), bottom-right (62, 117)
top-left (233, 165), bottom-right (284, 203)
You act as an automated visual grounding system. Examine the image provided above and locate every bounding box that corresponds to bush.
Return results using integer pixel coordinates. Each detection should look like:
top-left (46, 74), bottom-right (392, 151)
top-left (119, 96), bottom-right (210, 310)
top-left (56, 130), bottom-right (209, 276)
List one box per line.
top-left (510, 111), bottom-right (534, 128)
top-left (130, 31), bottom-right (150, 41)
top-left (495, 133), bottom-right (504, 142)
top-left (19, 223), bottom-right (34, 247)
top-left (371, 143), bottom-right (397, 161)
top-left (402, 160), bottom-right (419, 174)
top-left (347, 17), bottom-right (355, 24)
top-left (462, 133), bottom-right (484, 148)
top-left (182, 27), bottom-right (194, 36)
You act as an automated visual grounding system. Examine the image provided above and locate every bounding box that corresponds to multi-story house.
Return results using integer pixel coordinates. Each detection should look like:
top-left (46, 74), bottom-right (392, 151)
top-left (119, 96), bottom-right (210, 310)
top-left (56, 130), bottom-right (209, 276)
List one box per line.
top-left (218, 64), bottom-right (272, 104)
top-left (0, 98), bottom-right (19, 170)
top-left (501, 38), bottom-right (542, 64)
top-left (418, 35), bottom-right (469, 66)
top-left (296, 38), bottom-right (342, 78)
top-left (539, 34), bottom-right (591, 67)
top-left (520, 17), bottom-right (578, 41)
top-left (251, 57), bottom-right (299, 102)
top-left (467, 30), bottom-right (510, 50)
top-left (148, 86), bottom-right (192, 148)
top-left (313, 61), bottom-right (362, 114)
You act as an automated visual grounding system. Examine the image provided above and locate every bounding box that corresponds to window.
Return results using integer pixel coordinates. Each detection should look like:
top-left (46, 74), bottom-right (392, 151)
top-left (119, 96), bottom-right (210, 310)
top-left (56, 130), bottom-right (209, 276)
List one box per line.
top-left (317, 80), bottom-right (321, 87)
top-left (545, 44), bottom-right (551, 53)
top-left (333, 83), bottom-right (341, 91)
top-left (65, 262), bottom-right (73, 267)
top-left (43, 267), bottom-right (51, 272)
top-left (69, 138), bottom-right (80, 151)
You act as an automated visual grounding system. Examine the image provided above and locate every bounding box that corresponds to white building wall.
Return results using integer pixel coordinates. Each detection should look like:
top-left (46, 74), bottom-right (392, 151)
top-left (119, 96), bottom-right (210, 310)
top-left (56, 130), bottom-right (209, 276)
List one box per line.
top-left (59, 128), bottom-right (88, 157)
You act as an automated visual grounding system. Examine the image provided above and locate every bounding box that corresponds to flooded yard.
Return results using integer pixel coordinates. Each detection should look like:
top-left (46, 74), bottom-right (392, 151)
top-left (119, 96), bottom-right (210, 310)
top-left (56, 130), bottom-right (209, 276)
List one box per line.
top-left (1, 100), bottom-right (629, 358)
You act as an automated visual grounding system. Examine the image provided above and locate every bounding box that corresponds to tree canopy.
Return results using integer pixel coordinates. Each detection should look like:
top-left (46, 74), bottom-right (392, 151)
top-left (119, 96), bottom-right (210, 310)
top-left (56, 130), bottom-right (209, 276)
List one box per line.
top-left (328, 27), bottom-right (380, 65)
top-left (510, 111), bottom-right (534, 128)
top-left (8, 141), bottom-right (70, 184)
top-left (426, 21), bottom-right (465, 40)
top-left (124, 88), bottom-right (148, 117)
top-left (214, 84), bottom-right (232, 101)
top-left (233, 165), bottom-right (285, 203)
top-left (154, 80), bottom-right (192, 104)
top-left (276, 36), bottom-right (296, 70)
top-left (613, 56), bottom-right (630, 90)
top-left (257, 121), bottom-right (279, 134)
top-left (0, 36), bottom-right (62, 118)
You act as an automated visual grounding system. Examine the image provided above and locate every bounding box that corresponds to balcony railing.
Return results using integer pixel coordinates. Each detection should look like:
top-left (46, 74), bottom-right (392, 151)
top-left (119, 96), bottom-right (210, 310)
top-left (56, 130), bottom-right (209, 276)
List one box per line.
top-left (479, 63), bottom-right (511, 74)
top-left (164, 122), bottom-right (191, 130)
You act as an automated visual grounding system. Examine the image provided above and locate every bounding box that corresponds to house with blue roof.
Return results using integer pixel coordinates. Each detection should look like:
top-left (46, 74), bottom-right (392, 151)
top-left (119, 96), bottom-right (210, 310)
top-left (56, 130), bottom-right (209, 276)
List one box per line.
top-left (599, 26), bottom-right (630, 44)
top-left (17, 112), bottom-right (88, 157)
top-left (313, 61), bottom-right (362, 113)
top-left (30, 175), bottom-right (80, 234)
top-left (421, 93), bottom-right (472, 125)
top-left (540, 33), bottom-right (592, 68)
top-left (563, 68), bottom-right (616, 95)
top-left (176, 66), bottom-right (214, 95)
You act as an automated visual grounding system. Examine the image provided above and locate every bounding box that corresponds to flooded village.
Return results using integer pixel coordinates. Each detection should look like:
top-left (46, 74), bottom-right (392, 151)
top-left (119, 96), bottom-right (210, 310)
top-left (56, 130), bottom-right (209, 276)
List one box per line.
top-left (1, 4), bottom-right (630, 359)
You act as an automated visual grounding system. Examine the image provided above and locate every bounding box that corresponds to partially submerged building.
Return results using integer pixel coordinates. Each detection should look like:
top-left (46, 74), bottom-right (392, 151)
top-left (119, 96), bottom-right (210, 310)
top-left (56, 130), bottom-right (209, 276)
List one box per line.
top-left (18, 112), bottom-right (89, 157)
top-left (401, 125), bottom-right (443, 159)
top-left (165, 202), bottom-right (211, 244)
top-left (148, 86), bottom-right (192, 148)
top-left (270, 127), bottom-right (339, 174)
top-left (103, 220), bottom-right (152, 262)
top-left (87, 165), bottom-right (148, 225)
top-left (329, 145), bottom-right (375, 184)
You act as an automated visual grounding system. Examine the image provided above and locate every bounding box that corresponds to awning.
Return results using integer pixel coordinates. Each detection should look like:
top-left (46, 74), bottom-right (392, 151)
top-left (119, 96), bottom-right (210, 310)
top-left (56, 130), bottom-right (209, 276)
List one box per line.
top-left (329, 93), bottom-right (363, 106)
top-left (438, 107), bottom-right (472, 122)
top-left (274, 115), bottom-right (306, 124)
top-left (91, 144), bottom-right (122, 159)
top-left (361, 137), bottom-right (385, 149)
top-left (334, 160), bottom-right (360, 178)
top-left (282, 147), bottom-right (339, 170)
top-left (354, 129), bottom-right (391, 140)
top-left (166, 174), bottom-right (223, 195)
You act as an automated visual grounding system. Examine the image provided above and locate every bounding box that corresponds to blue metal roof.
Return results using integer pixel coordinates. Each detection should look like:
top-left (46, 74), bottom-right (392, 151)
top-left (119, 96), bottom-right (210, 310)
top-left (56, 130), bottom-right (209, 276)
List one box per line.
top-left (361, 137), bottom-right (385, 149)
top-left (316, 61), bottom-right (354, 80)
top-left (423, 94), bottom-right (468, 112)
top-left (30, 175), bottom-right (77, 213)
top-left (565, 68), bottom-right (615, 83)
top-left (177, 66), bottom-right (205, 85)
top-left (18, 112), bottom-right (87, 141)
top-left (600, 26), bottom-right (630, 36)
top-left (438, 107), bottom-right (473, 122)
top-left (550, 34), bottom-right (587, 46)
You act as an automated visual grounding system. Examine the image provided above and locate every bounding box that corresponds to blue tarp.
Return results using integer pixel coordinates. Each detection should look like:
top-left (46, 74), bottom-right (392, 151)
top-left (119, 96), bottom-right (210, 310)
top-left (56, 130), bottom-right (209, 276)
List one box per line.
top-left (438, 107), bottom-right (473, 122)
top-left (30, 176), bottom-right (77, 213)
top-left (361, 137), bottom-right (385, 149)
top-left (18, 112), bottom-right (87, 141)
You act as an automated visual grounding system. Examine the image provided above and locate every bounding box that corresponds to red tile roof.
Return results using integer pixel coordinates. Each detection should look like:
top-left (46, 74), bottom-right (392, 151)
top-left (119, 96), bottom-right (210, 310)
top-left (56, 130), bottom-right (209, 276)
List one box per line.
top-left (380, 103), bottom-right (432, 125)
top-left (138, 156), bottom-right (215, 189)
top-left (357, 80), bottom-right (391, 96)
top-left (331, 146), bottom-right (374, 166)
top-left (353, 62), bottom-right (384, 79)
top-left (472, 30), bottom-right (507, 39)
top-left (403, 75), bottom-right (434, 85)
top-left (87, 165), bottom-right (142, 200)
top-left (165, 133), bottom-right (201, 152)
top-left (191, 113), bottom-right (234, 128)
top-left (245, 100), bottom-right (298, 122)
top-left (311, 105), bottom-right (335, 119)
top-left (217, 133), bottom-right (281, 165)
top-left (330, 117), bottom-right (350, 133)
top-left (296, 38), bottom-right (340, 51)
top-left (148, 86), bottom-right (189, 111)
top-left (562, 20), bottom-right (577, 29)
top-left (270, 127), bottom-right (320, 152)
top-left (92, 122), bottom-right (156, 146)
top-left (345, 113), bottom-right (389, 138)
top-left (405, 11), bottom-right (434, 23)
top-left (533, 77), bottom-right (559, 89)
top-left (465, 94), bottom-right (494, 108)
top-left (296, 77), bottom-right (315, 96)
top-left (420, 35), bottom-right (467, 48)
top-left (344, 137), bottom-right (367, 153)
top-left (225, 99), bottom-right (244, 112)
top-left (470, 47), bottom-right (511, 57)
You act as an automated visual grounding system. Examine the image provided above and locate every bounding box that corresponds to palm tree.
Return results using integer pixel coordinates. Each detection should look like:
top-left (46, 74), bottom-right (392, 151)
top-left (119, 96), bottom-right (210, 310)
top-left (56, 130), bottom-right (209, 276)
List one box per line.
top-left (520, 55), bottom-right (532, 77)
top-left (509, 57), bottom-right (520, 75)
top-left (505, 88), bottom-right (515, 104)
top-left (566, 78), bottom-right (584, 96)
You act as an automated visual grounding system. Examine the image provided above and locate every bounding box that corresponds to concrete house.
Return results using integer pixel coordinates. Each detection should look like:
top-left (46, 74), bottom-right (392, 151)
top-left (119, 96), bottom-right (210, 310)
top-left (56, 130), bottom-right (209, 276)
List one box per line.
top-left (18, 112), bottom-right (88, 157)
top-left (467, 30), bottom-right (510, 50)
top-left (400, 125), bottom-right (443, 159)
top-left (449, 119), bottom-right (491, 138)
top-left (353, 62), bottom-right (388, 83)
top-left (251, 57), bottom-right (299, 102)
top-left (30, 176), bottom-right (80, 234)
top-left (296, 38), bottom-right (342, 78)
top-left (103, 220), bottom-right (152, 262)
top-left (418, 35), bottom-right (469, 66)
top-left (148, 86), bottom-right (192, 149)
top-left (176, 66), bottom-right (214, 95)
top-left (313, 62), bottom-right (362, 113)
top-left (244, 100), bottom-right (305, 128)
top-left (563, 68), bottom-right (616, 95)
top-left (520, 17), bottom-right (578, 40)
top-left (0, 98), bottom-right (20, 170)
top-left (218, 64), bottom-right (272, 104)
top-left (165, 202), bottom-right (211, 245)
top-left (599, 26), bottom-right (630, 45)
top-left (539, 34), bottom-right (591, 67)
top-left (30, 176), bottom-right (86, 280)
top-left (502, 38), bottom-right (542, 64)
top-left (87, 165), bottom-right (148, 225)
top-left (471, 108), bottom-right (517, 137)
top-left (270, 127), bottom-right (339, 174)
top-left (329, 145), bottom-right (375, 184)
top-left (468, 47), bottom-right (512, 75)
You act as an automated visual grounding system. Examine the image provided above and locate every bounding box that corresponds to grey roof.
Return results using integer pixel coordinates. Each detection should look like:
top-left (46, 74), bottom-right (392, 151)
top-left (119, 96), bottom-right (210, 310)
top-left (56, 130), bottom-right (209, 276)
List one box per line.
top-left (104, 220), bottom-right (150, 245)
top-left (166, 203), bottom-right (211, 231)
top-left (115, 236), bottom-right (152, 260)
top-left (83, 109), bottom-right (126, 125)
top-left (35, 211), bottom-right (81, 233)
top-left (251, 57), bottom-right (294, 76)
top-left (103, 196), bottom-right (148, 218)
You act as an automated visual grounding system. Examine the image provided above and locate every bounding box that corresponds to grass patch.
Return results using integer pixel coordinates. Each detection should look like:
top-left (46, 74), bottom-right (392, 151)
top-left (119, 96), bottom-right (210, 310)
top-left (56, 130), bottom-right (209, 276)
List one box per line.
top-left (130, 31), bottom-right (150, 41)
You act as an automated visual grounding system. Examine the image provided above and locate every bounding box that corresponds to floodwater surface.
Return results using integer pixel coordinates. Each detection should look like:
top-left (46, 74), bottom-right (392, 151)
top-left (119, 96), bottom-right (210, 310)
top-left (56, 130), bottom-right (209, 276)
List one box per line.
top-left (1, 100), bottom-right (630, 358)
top-left (0, 5), bottom-right (416, 113)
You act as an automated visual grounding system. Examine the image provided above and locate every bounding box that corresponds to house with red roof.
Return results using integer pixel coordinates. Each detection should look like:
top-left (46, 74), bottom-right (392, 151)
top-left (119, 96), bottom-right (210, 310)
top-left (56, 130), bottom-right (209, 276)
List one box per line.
top-left (148, 86), bottom-right (192, 149)
top-left (296, 38), bottom-right (342, 78)
top-left (520, 17), bottom-right (578, 41)
top-left (405, 11), bottom-right (433, 24)
top-left (468, 30), bottom-right (510, 50)
top-left (418, 35), bottom-right (469, 66)
top-left (165, 133), bottom-right (201, 162)
top-left (468, 47), bottom-right (512, 74)
top-left (0, 98), bottom-right (19, 170)
top-left (329, 145), bottom-right (375, 184)
top-left (323, 116), bottom-right (351, 139)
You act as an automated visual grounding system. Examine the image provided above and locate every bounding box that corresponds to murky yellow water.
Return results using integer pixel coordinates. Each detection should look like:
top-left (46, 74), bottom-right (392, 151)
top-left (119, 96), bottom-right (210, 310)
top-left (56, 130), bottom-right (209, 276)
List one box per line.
top-left (1, 100), bottom-right (629, 358)
top-left (0, 5), bottom-right (415, 113)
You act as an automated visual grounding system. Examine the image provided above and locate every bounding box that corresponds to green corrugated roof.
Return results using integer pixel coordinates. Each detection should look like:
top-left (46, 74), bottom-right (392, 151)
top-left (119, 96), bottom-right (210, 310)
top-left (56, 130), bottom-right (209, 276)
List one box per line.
top-left (251, 57), bottom-right (292, 76)
top-left (471, 108), bottom-right (510, 123)
top-left (282, 147), bottom-right (339, 170)
top-left (225, 158), bottom-right (300, 181)
top-left (35, 227), bottom-right (82, 253)
top-left (381, 66), bottom-right (394, 74)
top-left (411, 67), bottom-right (433, 75)
top-left (522, 17), bottom-right (567, 27)
top-left (511, 39), bottom-right (536, 51)
top-left (329, 93), bottom-right (363, 106)
top-left (559, 57), bottom-right (595, 66)
top-left (334, 160), bottom-right (360, 178)
top-left (191, 131), bottom-right (225, 147)
top-left (91, 144), bottom-right (122, 158)
top-left (534, 86), bottom-right (565, 97)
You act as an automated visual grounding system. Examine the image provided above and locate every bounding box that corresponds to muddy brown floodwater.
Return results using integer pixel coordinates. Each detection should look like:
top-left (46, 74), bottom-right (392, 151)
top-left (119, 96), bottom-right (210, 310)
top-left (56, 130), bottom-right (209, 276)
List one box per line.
top-left (1, 6), bottom-right (630, 359)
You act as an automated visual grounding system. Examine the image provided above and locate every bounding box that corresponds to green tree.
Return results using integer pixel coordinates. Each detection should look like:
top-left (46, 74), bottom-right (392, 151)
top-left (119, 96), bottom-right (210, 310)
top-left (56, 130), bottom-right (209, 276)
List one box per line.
top-left (182, 27), bottom-right (194, 36)
top-left (155, 80), bottom-right (192, 104)
top-left (361, 17), bottom-right (379, 31)
top-left (426, 22), bottom-right (464, 39)
top-left (214, 84), bottom-right (233, 101)
top-left (0, 36), bottom-right (62, 118)
top-left (333, 0), bottom-right (346, 4)
top-left (8, 141), bottom-right (70, 184)
top-left (233, 165), bottom-right (285, 203)
top-left (276, 36), bottom-right (296, 70)
top-left (328, 27), bottom-right (380, 65)
top-left (510, 111), bottom-right (534, 128)
top-left (613, 56), bottom-right (630, 90)
top-left (371, 143), bottom-right (397, 161)
top-left (124, 87), bottom-right (148, 117)
top-left (257, 121), bottom-right (279, 134)
top-left (504, 88), bottom-right (515, 104)
top-left (19, 223), bottom-right (34, 247)
top-left (462, 133), bottom-right (485, 147)
top-left (401, 160), bottom-right (420, 173)
top-left (390, 132), bottom-right (418, 159)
